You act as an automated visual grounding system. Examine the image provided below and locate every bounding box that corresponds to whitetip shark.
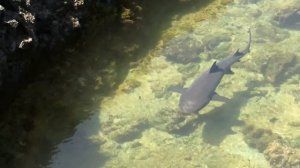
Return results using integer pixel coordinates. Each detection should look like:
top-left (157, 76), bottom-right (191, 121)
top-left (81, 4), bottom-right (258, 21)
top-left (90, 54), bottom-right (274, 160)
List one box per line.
top-left (172, 30), bottom-right (252, 114)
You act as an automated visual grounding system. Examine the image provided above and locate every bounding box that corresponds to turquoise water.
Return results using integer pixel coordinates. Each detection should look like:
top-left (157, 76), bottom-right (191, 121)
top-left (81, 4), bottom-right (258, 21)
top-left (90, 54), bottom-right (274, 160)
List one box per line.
top-left (20, 0), bottom-right (300, 167)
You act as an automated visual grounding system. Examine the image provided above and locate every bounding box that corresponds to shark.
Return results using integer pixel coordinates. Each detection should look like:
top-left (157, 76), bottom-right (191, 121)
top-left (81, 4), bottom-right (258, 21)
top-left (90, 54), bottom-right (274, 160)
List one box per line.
top-left (171, 30), bottom-right (252, 114)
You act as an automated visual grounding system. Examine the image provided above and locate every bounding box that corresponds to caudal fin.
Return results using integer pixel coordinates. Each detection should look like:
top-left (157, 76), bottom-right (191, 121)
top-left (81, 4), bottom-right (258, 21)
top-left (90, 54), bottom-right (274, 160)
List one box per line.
top-left (234, 29), bottom-right (251, 57)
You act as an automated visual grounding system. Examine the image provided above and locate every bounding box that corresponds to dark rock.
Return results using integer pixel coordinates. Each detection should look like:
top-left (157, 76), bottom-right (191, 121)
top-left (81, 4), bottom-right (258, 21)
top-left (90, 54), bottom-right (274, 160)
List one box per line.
top-left (149, 108), bottom-right (190, 133)
top-left (177, 63), bottom-right (199, 79)
top-left (260, 51), bottom-right (299, 86)
top-left (242, 124), bottom-right (282, 152)
top-left (0, 50), bottom-right (7, 87)
top-left (264, 141), bottom-right (300, 168)
top-left (202, 33), bottom-right (232, 60)
top-left (162, 33), bottom-right (203, 64)
top-left (239, 0), bottom-right (262, 4)
top-left (255, 24), bottom-right (290, 43)
top-left (114, 122), bottom-right (149, 143)
top-left (0, 0), bottom-right (99, 114)
top-left (202, 33), bottom-right (231, 51)
top-left (272, 7), bottom-right (300, 30)
top-left (0, 0), bottom-right (228, 167)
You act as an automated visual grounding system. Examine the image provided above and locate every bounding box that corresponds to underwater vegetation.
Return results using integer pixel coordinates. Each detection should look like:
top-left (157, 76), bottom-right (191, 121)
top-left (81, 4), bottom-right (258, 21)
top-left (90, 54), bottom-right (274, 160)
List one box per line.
top-left (260, 51), bottom-right (300, 87)
top-left (264, 141), bottom-right (300, 168)
top-left (242, 124), bottom-right (282, 152)
top-left (162, 33), bottom-right (203, 64)
top-left (242, 124), bottom-right (300, 168)
top-left (96, 0), bottom-right (300, 166)
top-left (3, 0), bottom-right (298, 167)
top-left (290, 136), bottom-right (300, 149)
top-left (272, 6), bottom-right (300, 30)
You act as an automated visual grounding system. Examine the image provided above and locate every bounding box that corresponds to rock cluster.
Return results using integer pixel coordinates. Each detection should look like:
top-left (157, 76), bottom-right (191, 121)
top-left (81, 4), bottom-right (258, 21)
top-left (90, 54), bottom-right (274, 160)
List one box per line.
top-left (162, 33), bottom-right (203, 64)
top-left (272, 6), bottom-right (300, 30)
top-left (242, 124), bottom-right (300, 168)
top-left (242, 125), bottom-right (282, 152)
top-left (0, 0), bottom-right (121, 166)
top-left (264, 140), bottom-right (300, 168)
top-left (1, 1), bottom-right (215, 167)
top-left (260, 51), bottom-right (299, 86)
top-left (0, 0), bottom-right (89, 111)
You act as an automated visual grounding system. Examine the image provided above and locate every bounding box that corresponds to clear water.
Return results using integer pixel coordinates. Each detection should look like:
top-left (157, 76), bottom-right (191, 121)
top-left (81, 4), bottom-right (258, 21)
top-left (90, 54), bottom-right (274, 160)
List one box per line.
top-left (16, 0), bottom-right (300, 167)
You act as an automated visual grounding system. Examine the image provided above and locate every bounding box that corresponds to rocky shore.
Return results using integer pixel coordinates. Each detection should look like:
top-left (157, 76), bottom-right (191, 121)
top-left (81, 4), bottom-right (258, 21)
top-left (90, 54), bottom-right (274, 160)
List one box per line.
top-left (1, 0), bottom-right (88, 111)
top-left (0, 0), bottom-right (219, 167)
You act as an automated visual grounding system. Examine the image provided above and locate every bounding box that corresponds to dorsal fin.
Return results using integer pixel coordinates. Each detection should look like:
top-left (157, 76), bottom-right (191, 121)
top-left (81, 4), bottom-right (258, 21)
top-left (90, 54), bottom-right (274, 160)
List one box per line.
top-left (209, 61), bottom-right (223, 73)
top-left (233, 49), bottom-right (242, 57)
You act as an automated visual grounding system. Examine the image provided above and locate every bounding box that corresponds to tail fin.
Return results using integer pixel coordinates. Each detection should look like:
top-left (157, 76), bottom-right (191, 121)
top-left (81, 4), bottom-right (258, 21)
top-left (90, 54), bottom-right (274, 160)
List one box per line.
top-left (234, 29), bottom-right (251, 57)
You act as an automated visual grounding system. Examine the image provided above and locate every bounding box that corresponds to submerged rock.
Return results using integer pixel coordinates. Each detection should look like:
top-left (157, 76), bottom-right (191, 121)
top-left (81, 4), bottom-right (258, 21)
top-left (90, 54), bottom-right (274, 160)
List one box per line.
top-left (162, 33), bottom-right (203, 64)
top-left (101, 117), bottom-right (149, 143)
top-left (177, 63), bottom-right (199, 79)
top-left (260, 52), bottom-right (299, 86)
top-left (202, 33), bottom-right (231, 51)
top-left (255, 24), bottom-right (290, 43)
top-left (264, 141), bottom-right (300, 168)
top-left (149, 107), bottom-right (200, 134)
top-left (242, 124), bottom-right (282, 152)
top-left (149, 108), bottom-right (185, 132)
top-left (242, 124), bottom-right (300, 168)
top-left (272, 7), bottom-right (300, 30)
top-left (239, 0), bottom-right (262, 4)
top-left (119, 79), bottom-right (141, 93)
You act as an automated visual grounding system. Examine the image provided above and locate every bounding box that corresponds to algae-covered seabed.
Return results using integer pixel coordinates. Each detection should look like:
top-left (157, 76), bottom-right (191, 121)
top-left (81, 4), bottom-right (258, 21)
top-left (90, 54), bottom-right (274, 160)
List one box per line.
top-left (52, 0), bottom-right (300, 168)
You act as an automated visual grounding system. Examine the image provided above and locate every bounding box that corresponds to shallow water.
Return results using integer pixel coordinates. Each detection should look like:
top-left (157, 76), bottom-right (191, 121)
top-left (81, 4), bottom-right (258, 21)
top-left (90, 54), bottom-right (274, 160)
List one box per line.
top-left (22, 0), bottom-right (300, 167)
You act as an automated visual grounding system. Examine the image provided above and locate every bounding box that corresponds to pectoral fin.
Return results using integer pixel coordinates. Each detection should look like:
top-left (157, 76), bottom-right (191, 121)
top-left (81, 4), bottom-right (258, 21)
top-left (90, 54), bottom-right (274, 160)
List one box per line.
top-left (168, 85), bottom-right (187, 94)
top-left (225, 68), bottom-right (234, 74)
top-left (211, 92), bottom-right (230, 102)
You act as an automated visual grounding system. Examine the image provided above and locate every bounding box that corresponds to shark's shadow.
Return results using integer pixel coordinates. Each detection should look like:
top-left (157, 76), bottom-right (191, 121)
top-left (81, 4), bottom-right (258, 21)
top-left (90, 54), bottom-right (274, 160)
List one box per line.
top-left (200, 90), bottom-right (250, 145)
top-left (171, 80), bottom-right (265, 146)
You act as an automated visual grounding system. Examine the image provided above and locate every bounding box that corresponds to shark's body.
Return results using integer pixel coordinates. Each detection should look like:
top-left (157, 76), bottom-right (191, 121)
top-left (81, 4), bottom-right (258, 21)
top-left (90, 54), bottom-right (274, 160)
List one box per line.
top-left (174, 30), bottom-right (252, 114)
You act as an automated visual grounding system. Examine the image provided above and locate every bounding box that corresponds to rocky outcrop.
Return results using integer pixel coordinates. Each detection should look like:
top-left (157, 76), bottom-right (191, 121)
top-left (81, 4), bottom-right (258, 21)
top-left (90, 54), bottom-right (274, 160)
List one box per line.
top-left (0, 0), bottom-right (221, 167)
top-left (0, 0), bottom-right (215, 112)
top-left (272, 6), bottom-right (300, 30)
top-left (242, 124), bottom-right (300, 168)
top-left (264, 140), bottom-right (300, 168)
top-left (0, 0), bottom-right (89, 112)
top-left (162, 33), bottom-right (203, 64)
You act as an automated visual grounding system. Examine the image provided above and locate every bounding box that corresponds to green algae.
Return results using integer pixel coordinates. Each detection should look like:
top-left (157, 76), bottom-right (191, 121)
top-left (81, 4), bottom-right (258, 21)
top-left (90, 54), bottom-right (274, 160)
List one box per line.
top-left (242, 125), bottom-right (282, 152)
top-left (119, 79), bottom-right (142, 94)
top-left (6, 0), bottom-right (300, 167)
top-left (96, 0), bottom-right (300, 167)
top-left (289, 136), bottom-right (300, 149)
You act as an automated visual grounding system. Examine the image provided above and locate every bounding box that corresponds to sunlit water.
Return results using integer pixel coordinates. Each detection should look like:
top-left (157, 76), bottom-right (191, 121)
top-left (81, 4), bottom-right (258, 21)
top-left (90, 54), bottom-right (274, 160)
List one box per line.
top-left (40, 0), bottom-right (300, 167)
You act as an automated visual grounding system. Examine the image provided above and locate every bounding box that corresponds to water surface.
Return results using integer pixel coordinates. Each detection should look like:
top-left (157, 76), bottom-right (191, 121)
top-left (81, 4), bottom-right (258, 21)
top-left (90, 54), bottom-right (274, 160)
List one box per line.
top-left (25, 0), bottom-right (300, 167)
